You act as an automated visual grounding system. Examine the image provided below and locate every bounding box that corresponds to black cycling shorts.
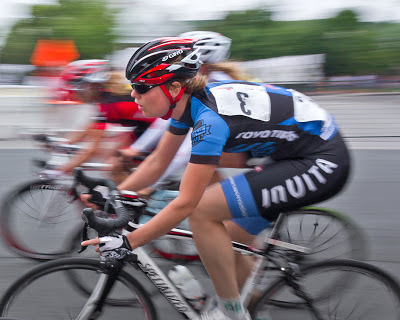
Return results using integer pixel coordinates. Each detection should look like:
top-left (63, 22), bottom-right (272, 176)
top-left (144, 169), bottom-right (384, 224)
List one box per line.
top-left (220, 133), bottom-right (351, 235)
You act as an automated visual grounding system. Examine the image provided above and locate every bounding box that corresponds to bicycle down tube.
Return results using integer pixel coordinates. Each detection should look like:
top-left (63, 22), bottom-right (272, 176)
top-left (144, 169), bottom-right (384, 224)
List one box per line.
top-left (120, 219), bottom-right (310, 319)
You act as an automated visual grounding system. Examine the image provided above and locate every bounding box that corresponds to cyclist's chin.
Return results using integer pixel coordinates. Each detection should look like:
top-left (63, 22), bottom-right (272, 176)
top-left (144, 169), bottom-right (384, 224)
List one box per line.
top-left (141, 109), bottom-right (154, 117)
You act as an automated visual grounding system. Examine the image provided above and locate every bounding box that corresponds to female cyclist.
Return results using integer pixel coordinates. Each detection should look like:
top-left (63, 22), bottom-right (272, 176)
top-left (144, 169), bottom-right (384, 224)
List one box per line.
top-left (110, 31), bottom-right (246, 191)
top-left (82, 37), bottom-right (350, 320)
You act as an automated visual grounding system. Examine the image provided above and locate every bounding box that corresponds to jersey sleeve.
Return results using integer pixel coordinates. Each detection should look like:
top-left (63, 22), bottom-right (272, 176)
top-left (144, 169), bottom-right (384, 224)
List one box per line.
top-left (189, 111), bottom-right (230, 165)
top-left (169, 118), bottom-right (191, 135)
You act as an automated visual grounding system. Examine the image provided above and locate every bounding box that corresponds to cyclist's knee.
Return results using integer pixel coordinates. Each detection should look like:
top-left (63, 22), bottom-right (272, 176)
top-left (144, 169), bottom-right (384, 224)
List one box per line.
top-left (188, 206), bottom-right (214, 232)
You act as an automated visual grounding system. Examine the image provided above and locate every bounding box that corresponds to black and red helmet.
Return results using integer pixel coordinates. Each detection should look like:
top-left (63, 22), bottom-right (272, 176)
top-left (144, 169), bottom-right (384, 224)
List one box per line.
top-left (125, 37), bottom-right (202, 85)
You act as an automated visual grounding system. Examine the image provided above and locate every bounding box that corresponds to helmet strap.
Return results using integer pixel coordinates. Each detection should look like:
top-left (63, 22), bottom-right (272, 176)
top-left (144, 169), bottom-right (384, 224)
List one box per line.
top-left (160, 84), bottom-right (186, 120)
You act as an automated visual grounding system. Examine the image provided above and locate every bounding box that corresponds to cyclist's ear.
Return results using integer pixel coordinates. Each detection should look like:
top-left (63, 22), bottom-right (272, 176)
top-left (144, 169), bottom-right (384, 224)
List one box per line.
top-left (168, 81), bottom-right (182, 99)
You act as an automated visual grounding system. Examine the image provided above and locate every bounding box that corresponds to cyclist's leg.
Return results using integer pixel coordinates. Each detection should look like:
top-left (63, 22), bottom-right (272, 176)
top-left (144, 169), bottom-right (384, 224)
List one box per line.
top-left (220, 134), bottom-right (351, 289)
top-left (189, 182), bottom-right (239, 299)
top-left (189, 183), bottom-right (253, 319)
top-left (224, 221), bottom-right (257, 288)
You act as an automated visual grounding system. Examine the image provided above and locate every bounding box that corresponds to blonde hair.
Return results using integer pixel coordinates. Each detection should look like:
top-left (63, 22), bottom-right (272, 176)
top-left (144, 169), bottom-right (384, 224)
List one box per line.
top-left (205, 61), bottom-right (253, 81)
top-left (183, 74), bottom-right (208, 93)
top-left (104, 71), bottom-right (132, 95)
top-left (166, 73), bottom-right (208, 94)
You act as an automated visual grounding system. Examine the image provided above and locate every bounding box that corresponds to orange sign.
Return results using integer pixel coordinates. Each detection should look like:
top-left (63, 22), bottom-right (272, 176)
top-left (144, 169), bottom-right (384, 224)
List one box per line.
top-left (30, 39), bottom-right (80, 67)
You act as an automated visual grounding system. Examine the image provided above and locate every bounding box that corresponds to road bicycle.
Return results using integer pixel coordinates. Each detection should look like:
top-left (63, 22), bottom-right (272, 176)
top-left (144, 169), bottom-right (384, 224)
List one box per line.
top-left (0, 133), bottom-right (367, 263)
top-left (1, 133), bottom-right (369, 269)
top-left (0, 169), bottom-right (398, 320)
top-left (0, 162), bottom-right (367, 263)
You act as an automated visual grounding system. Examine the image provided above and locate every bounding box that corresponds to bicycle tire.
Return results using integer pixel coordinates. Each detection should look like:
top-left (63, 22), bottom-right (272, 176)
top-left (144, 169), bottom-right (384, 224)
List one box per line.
top-left (0, 179), bottom-right (83, 260)
top-left (257, 206), bottom-right (368, 262)
top-left (250, 259), bottom-right (400, 319)
top-left (0, 258), bottom-right (157, 320)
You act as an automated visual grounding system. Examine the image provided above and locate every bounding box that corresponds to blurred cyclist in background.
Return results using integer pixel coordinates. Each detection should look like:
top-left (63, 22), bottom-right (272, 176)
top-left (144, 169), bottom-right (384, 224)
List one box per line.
top-left (53, 59), bottom-right (108, 104)
top-left (56, 61), bottom-right (155, 174)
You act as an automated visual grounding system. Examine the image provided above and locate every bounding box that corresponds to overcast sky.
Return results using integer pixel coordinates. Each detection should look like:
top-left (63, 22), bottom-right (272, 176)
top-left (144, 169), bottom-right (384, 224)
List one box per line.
top-left (1, 0), bottom-right (400, 33)
top-left (151, 0), bottom-right (400, 22)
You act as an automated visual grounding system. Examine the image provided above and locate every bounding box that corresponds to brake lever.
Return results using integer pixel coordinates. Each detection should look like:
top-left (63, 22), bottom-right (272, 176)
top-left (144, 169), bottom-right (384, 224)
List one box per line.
top-left (78, 222), bottom-right (89, 253)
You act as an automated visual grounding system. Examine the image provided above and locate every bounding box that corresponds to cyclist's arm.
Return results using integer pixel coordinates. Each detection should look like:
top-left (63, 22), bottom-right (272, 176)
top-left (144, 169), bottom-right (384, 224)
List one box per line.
top-left (150, 131), bottom-right (191, 187)
top-left (64, 122), bottom-right (93, 144)
top-left (129, 118), bottom-right (170, 152)
top-left (118, 130), bottom-right (186, 191)
top-left (58, 128), bottom-right (105, 173)
top-left (126, 162), bottom-right (217, 248)
top-left (64, 105), bottom-right (104, 144)
top-left (103, 132), bottom-right (134, 163)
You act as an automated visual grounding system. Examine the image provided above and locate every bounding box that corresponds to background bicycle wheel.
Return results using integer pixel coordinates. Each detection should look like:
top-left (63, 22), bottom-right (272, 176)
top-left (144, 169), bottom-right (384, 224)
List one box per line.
top-left (0, 179), bottom-right (84, 260)
top-left (253, 207), bottom-right (367, 262)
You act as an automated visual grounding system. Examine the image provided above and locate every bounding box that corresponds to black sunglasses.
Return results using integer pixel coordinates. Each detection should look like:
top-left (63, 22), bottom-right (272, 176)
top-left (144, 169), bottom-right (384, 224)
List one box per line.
top-left (130, 82), bottom-right (160, 94)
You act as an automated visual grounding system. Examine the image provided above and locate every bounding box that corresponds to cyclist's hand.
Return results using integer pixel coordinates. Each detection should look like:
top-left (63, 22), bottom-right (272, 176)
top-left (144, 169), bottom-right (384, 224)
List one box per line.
top-left (81, 235), bottom-right (132, 259)
top-left (100, 235), bottom-right (132, 258)
top-left (80, 193), bottom-right (99, 210)
top-left (81, 237), bottom-right (101, 253)
top-left (118, 148), bottom-right (139, 159)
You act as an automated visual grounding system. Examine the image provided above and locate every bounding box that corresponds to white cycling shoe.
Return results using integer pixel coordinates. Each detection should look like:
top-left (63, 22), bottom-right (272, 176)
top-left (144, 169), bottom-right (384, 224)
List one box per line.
top-left (194, 308), bottom-right (251, 320)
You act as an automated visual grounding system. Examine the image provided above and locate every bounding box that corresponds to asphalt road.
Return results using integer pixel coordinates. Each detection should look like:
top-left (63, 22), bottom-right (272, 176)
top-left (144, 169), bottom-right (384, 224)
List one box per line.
top-left (0, 91), bottom-right (399, 319)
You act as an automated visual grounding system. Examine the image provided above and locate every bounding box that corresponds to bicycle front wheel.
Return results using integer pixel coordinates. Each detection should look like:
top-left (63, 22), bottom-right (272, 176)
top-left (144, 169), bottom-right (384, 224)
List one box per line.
top-left (0, 179), bottom-right (83, 260)
top-left (251, 259), bottom-right (400, 320)
top-left (0, 258), bottom-right (157, 320)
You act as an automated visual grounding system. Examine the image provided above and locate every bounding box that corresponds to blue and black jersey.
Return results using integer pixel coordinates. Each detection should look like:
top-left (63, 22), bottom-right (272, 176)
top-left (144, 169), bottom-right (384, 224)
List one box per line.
top-left (169, 81), bottom-right (338, 165)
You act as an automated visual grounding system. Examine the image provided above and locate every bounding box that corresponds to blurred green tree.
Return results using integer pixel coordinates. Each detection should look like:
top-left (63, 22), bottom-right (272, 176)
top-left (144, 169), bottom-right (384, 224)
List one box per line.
top-left (327, 9), bottom-right (359, 30)
top-left (0, 0), bottom-right (117, 65)
top-left (196, 8), bottom-right (400, 76)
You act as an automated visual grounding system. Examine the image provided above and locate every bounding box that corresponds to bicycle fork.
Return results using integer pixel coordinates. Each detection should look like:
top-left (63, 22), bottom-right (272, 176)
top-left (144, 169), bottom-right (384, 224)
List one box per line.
top-left (76, 258), bottom-right (123, 320)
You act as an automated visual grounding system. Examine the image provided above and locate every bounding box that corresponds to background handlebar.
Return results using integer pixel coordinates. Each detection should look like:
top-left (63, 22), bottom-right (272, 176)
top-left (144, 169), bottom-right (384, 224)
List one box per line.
top-left (73, 167), bottom-right (132, 236)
